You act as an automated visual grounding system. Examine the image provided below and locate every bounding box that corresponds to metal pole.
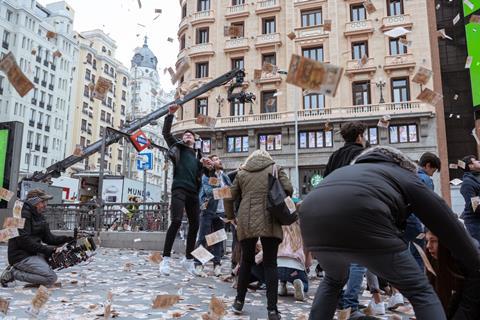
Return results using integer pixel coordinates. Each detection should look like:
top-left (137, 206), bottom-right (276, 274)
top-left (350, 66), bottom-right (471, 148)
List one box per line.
top-left (143, 167), bottom-right (147, 205)
top-left (27, 145), bottom-right (32, 175)
top-left (294, 103), bottom-right (299, 198)
top-left (96, 130), bottom-right (107, 231)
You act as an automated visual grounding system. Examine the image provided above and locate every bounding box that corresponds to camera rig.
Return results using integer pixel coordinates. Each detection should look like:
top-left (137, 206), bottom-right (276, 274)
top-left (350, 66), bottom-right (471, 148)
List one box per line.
top-left (29, 68), bottom-right (253, 182)
top-left (48, 228), bottom-right (97, 270)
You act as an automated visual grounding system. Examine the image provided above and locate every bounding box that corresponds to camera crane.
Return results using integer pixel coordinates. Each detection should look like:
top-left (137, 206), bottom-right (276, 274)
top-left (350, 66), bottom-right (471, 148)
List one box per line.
top-left (29, 68), bottom-right (254, 182)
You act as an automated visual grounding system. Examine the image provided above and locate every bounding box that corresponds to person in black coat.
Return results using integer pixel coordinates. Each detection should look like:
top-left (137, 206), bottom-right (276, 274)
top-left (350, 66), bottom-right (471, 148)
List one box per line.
top-left (1, 189), bottom-right (73, 287)
top-left (459, 155), bottom-right (480, 244)
top-left (300, 146), bottom-right (480, 320)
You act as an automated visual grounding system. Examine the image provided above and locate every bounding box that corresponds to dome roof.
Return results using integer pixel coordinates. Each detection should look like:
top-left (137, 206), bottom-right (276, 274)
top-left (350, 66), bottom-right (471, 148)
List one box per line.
top-left (131, 36), bottom-right (158, 70)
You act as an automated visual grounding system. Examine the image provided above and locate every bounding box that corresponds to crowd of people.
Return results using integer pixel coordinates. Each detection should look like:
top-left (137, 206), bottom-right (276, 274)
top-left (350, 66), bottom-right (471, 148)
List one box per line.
top-left (2, 103), bottom-right (480, 320)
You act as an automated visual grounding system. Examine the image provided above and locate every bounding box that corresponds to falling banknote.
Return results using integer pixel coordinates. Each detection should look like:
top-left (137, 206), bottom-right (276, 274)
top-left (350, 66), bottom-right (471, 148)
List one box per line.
top-left (2, 217), bottom-right (25, 229)
top-left (195, 114), bottom-right (217, 128)
top-left (152, 295), bottom-right (180, 309)
top-left (286, 54), bottom-right (343, 97)
top-left (412, 67), bottom-right (433, 85)
top-left (171, 58), bottom-right (190, 85)
top-left (0, 228), bottom-right (19, 242)
top-left (13, 200), bottom-right (23, 218)
top-left (191, 245), bottom-right (215, 265)
top-left (416, 88), bottom-right (443, 105)
top-left (93, 76), bottom-right (112, 101)
top-left (0, 188), bottom-right (14, 202)
top-left (205, 228), bottom-right (228, 247)
top-left (213, 187), bottom-right (232, 200)
top-left (0, 52), bottom-right (34, 97)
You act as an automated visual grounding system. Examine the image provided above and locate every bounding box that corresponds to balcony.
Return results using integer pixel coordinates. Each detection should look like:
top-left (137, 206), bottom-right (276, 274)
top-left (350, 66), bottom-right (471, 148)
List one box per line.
top-left (41, 80), bottom-right (47, 87)
top-left (171, 101), bottom-right (435, 132)
top-left (34, 144), bottom-right (40, 151)
top-left (294, 0), bottom-right (326, 8)
top-left (295, 25), bottom-right (328, 40)
top-left (191, 10), bottom-right (215, 26)
top-left (256, 0), bottom-right (281, 14)
top-left (39, 101), bottom-right (45, 108)
top-left (381, 14), bottom-right (413, 31)
top-left (225, 3), bottom-right (249, 19)
top-left (178, 17), bottom-right (188, 34)
top-left (255, 33), bottom-right (282, 48)
top-left (33, 77), bottom-right (39, 84)
top-left (257, 72), bottom-right (283, 85)
top-left (36, 56), bottom-right (41, 63)
top-left (45, 125), bottom-right (50, 132)
top-left (344, 20), bottom-right (374, 36)
top-left (224, 37), bottom-right (250, 52)
top-left (42, 147), bottom-right (48, 153)
top-left (31, 98), bottom-right (37, 105)
top-left (48, 84), bottom-right (54, 90)
top-left (345, 58), bottom-right (377, 75)
top-left (2, 41), bottom-right (8, 49)
top-left (384, 54), bottom-right (416, 72)
top-left (46, 104), bottom-right (52, 111)
top-left (189, 43), bottom-right (215, 58)
top-left (177, 48), bottom-right (187, 61)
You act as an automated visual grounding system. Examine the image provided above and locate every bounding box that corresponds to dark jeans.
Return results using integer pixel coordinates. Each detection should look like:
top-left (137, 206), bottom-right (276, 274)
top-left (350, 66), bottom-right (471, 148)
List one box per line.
top-left (310, 249), bottom-right (446, 320)
top-left (339, 264), bottom-right (367, 311)
top-left (405, 214), bottom-right (425, 269)
top-left (236, 237), bottom-right (281, 311)
top-left (194, 210), bottom-right (225, 266)
top-left (163, 188), bottom-right (200, 259)
top-left (278, 267), bottom-right (309, 292)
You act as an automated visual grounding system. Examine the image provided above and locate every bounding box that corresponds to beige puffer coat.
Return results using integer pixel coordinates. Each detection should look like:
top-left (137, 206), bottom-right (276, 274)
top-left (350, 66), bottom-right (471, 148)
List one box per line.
top-left (224, 155), bottom-right (293, 241)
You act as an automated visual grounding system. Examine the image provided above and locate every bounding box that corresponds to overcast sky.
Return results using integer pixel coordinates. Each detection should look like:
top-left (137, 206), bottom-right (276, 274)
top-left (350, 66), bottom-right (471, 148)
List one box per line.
top-left (39, 0), bottom-right (180, 92)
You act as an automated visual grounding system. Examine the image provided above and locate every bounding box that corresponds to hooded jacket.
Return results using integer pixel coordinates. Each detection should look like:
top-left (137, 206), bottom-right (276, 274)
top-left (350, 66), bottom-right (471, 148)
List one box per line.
top-left (162, 113), bottom-right (204, 192)
top-left (8, 201), bottom-right (73, 265)
top-left (460, 171), bottom-right (480, 220)
top-left (224, 155), bottom-right (293, 241)
top-left (323, 142), bottom-right (364, 177)
top-left (300, 146), bottom-right (480, 273)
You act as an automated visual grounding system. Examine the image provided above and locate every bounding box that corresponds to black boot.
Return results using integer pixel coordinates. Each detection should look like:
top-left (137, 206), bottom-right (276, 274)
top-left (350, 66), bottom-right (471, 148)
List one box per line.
top-left (231, 298), bottom-right (244, 314)
top-left (267, 309), bottom-right (281, 320)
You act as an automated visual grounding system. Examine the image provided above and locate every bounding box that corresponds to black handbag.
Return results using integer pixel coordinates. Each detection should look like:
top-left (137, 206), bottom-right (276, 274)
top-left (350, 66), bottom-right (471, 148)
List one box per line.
top-left (267, 165), bottom-right (298, 225)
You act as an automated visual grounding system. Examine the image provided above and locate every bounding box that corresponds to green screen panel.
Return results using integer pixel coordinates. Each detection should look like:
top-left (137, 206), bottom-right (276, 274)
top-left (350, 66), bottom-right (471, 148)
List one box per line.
top-left (0, 129), bottom-right (9, 187)
top-left (464, 0), bottom-right (480, 16)
top-left (466, 23), bottom-right (480, 107)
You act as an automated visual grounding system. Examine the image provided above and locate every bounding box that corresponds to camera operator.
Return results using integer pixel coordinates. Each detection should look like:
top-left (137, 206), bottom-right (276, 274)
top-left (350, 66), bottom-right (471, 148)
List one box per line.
top-left (1, 189), bottom-right (74, 287)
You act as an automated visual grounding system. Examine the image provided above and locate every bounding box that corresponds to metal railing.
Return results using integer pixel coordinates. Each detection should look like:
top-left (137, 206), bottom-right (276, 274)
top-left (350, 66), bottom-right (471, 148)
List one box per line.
top-left (45, 202), bottom-right (169, 232)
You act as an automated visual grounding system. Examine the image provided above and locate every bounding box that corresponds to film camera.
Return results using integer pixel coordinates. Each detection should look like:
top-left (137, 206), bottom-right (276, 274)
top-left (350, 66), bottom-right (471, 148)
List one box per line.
top-left (227, 69), bottom-right (256, 104)
top-left (48, 230), bottom-right (97, 270)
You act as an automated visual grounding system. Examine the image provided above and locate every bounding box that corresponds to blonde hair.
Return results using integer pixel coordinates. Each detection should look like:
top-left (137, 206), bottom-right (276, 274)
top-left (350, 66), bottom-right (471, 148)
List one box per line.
top-left (282, 222), bottom-right (303, 252)
top-left (243, 149), bottom-right (273, 166)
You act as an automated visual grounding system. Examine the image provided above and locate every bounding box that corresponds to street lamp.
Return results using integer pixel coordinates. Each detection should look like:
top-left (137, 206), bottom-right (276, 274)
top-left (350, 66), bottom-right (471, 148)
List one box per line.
top-left (376, 78), bottom-right (386, 104)
top-left (216, 95), bottom-right (224, 117)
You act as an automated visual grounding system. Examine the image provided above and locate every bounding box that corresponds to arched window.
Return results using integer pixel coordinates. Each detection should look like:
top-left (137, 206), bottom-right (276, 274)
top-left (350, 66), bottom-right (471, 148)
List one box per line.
top-left (104, 63), bottom-right (109, 73)
top-left (86, 53), bottom-right (92, 63)
top-left (109, 66), bottom-right (114, 75)
top-left (122, 77), bottom-right (127, 86)
top-left (92, 59), bottom-right (97, 69)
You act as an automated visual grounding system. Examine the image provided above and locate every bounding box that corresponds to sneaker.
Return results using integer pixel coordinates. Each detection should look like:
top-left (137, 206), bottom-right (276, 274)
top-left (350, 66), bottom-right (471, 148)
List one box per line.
top-left (387, 292), bottom-right (404, 310)
top-left (159, 257), bottom-right (171, 276)
top-left (231, 298), bottom-right (244, 314)
top-left (183, 258), bottom-right (199, 276)
top-left (366, 299), bottom-right (385, 315)
top-left (214, 265), bottom-right (222, 277)
top-left (1, 265), bottom-right (14, 287)
top-left (267, 309), bottom-right (281, 320)
top-left (278, 281), bottom-right (287, 296)
top-left (337, 308), bottom-right (351, 320)
top-left (293, 279), bottom-right (305, 301)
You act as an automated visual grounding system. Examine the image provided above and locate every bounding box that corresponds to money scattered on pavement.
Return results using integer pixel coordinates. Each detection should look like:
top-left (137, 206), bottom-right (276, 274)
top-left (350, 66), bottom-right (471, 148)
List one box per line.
top-left (93, 76), bottom-right (112, 101)
top-left (0, 52), bottom-right (34, 97)
top-left (148, 251), bottom-right (162, 264)
top-left (208, 296), bottom-right (226, 319)
top-left (30, 285), bottom-right (50, 314)
top-left (195, 115), bottom-right (217, 128)
top-left (286, 54), bottom-right (343, 97)
top-left (213, 187), bottom-right (232, 200)
top-left (412, 67), bottom-right (433, 86)
top-left (416, 88), bottom-right (443, 105)
top-left (152, 295), bottom-right (180, 309)
top-left (0, 297), bottom-right (9, 315)
top-left (191, 245), bottom-right (215, 265)
top-left (0, 187), bottom-right (14, 202)
top-left (3, 217), bottom-right (25, 229)
top-left (205, 229), bottom-right (228, 247)
top-left (104, 291), bottom-right (113, 319)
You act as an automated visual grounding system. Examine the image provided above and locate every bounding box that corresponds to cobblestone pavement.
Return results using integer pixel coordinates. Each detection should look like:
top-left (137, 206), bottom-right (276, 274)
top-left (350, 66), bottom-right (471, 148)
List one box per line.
top-left (0, 246), bottom-right (415, 319)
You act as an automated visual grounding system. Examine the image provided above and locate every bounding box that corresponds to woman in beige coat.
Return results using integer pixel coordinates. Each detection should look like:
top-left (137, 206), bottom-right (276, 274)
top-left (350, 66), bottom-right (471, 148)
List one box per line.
top-left (224, 150), bottom-right (293, 320)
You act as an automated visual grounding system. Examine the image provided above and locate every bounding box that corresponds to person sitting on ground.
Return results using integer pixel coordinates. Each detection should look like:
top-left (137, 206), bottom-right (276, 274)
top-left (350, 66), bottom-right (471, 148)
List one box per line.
top-left (277, 219), bottom-right (311, 301)
top-left (1, 189), bottom-right (74, 287)
top-left (300, 146), bottom-right (480, 320)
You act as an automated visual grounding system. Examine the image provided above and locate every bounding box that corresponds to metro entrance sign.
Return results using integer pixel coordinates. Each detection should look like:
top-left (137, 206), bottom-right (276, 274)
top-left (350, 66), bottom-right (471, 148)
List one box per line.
top-left (130, 130), bottom-right (151, 152)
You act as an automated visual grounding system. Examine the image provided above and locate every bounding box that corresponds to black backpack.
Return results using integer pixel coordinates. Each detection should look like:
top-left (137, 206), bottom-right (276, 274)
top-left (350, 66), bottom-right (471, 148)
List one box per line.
top-left (266, 165), bottom-right (298, 225)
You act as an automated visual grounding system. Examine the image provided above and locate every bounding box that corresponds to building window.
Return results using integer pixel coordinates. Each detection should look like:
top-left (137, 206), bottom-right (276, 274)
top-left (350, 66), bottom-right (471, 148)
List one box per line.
top-left (352, 81), bottom-right (371, 105)
top-left (197, 27), bottom-right (209, 44)
top-left (122, 77), bottom-right (127, 86)
top-left (180, 34), bottom-right (186, 50)
top-left (195, 98), bottom-right (208, 116)
top-left (86, 53), bottom-right (92, 64)
top-left (352, 41), bottom-right (368, 60)
top-left (121, 90), bottom-right (126, 101)
top-left (391, 78), bottom-right (410, 102)
top-left (198, 0), bottom-right (210, 11)
top-left (365, 127), bottom-right (378, 145)
top-left (81, 119), bottom-right (87, 131)
top-left (262, 53), bottom-right (276, 66)
top-left (227, 136), bottom-right (249, 153)
top-left (231, 57), bottom-right (244, 70)
top-left (262, 17), bottom-right (276, 34)
top-left (301, 9), bottom-right (322, 27)
top-left (101, 110), bottom-right (106, 121)
top-left (200, 138), bottom-right (211, 153)
top-left (303, 93), bottom-right (325, 110)
top-left (389, 124), bottom-right (418, 143)
top-left (261, 91), bottom-right (277, 113)
top-left (299, 130), bottom-right (333, 148)
top-left (389, 37), bottom-right (407, 55)
top-left (259, 134), bottom-right (282, 151)
top-left (196, 62), bottom-right (209, 78)
top-left (85, 69), bottom-right (91, 81)
top-left (83, 85), bottom-right (89, 97)
top-left (302, 46), bottom-right (323, 62)
top-left (231, 101), bottom-right (245, 116)
top-left (387, 0), bottom-right (404, 16)
top-left (182, 4), bottom-right (187, 18)
top-left (350, 4), bottom-right (366, 21)
top-left (232, 0), bottom-right (245, 4)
